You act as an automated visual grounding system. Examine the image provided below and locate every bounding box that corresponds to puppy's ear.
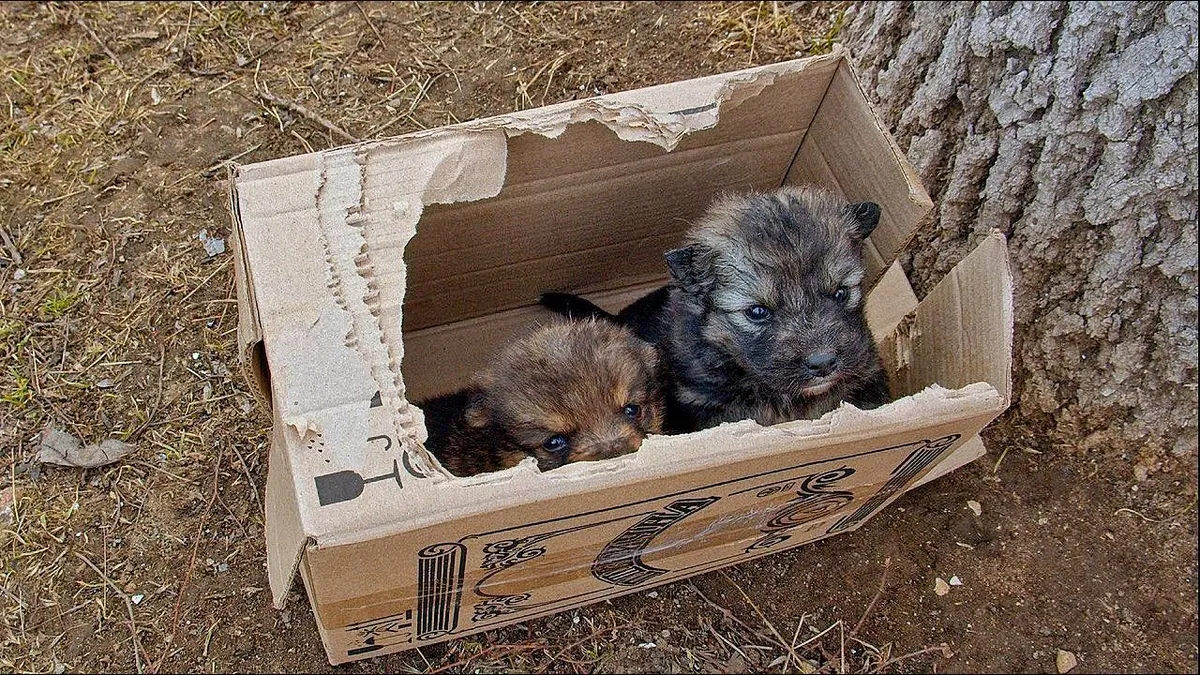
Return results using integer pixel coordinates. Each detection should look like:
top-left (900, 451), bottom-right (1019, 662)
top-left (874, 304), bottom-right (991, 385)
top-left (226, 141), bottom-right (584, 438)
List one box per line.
top-left (846, 202), bottom-right (881, 240)
top-left (665, 244), bottom-right (712, 295)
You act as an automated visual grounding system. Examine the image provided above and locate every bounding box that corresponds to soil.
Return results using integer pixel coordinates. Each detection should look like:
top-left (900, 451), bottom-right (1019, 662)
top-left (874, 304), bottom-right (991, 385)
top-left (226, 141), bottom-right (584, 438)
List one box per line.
top-left (1, 2), bottom-right (1195, 674)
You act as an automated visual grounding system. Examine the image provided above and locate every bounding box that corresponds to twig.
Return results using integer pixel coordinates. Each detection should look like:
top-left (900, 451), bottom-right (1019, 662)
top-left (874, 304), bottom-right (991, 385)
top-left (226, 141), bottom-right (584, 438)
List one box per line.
top-left (688, 582), bottom-right (764, 638)
top-left (38, 187), bottom-right (88, 206)
top-left (355, 2), bottom-right (386, 48)
top-left (201, 144), bottom-right (263, 177)
top-left (536, 622), bottom-right (632, 672)
top-left (852, 557), bottom-right (892, 636)
top-left (75, 553), bottom-right (144, 673)
top-left (0, 224), bottom-right (21, 265)
top-left (76, 16), bottom-right (127, 75)
top-left (149, 447), bottom-right (224, 674)
top-left (871, 643), bottom-right (951, 672)
top-left (1114, 496), bottom-right (1197, 524)
top-left (720, 570), bottom-right (802, 670)
top-left (258, 90), bottom-right (359, 143)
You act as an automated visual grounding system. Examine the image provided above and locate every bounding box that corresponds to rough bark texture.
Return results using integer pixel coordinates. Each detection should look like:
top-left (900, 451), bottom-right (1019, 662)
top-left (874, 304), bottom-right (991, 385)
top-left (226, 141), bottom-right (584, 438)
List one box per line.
top-left (844, 1), bottom-right (1198, 477)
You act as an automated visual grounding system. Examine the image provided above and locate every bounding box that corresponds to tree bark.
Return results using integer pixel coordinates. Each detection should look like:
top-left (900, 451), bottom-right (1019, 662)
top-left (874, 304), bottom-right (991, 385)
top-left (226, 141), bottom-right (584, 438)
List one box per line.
top-left (843, 1), bottom-right (1198, 477)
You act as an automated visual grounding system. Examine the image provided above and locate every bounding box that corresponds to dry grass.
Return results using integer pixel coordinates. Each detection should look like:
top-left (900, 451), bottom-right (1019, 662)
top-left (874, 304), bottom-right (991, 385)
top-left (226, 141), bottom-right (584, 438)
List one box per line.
top-left (0, 1), bottom-right (964, 672)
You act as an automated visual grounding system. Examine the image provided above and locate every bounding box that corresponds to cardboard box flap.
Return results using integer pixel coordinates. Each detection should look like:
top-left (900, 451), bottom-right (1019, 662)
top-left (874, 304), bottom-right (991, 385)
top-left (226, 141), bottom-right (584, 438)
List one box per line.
top-left (785, 60), bottom-right (934, 286)
top-left (266, 409), bottom-right (311, 609)
top-left (864, 260), bottom-right (920, 340)
top-left (881, 231), bottom-right (1015, 402)
top-left (228, 169), bottom-right (271, 408)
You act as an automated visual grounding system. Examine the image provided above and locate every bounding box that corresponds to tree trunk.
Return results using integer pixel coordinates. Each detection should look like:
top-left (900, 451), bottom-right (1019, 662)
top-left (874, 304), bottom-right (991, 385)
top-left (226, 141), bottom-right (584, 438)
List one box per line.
top-left (843, 1), bottom-right (1198, 479)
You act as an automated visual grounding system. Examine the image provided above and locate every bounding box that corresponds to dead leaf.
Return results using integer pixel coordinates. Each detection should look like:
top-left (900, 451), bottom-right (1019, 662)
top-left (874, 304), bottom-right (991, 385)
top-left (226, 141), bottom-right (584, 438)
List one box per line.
top-left (934, 577), bottom-right (950, 596)
top-left (39, 427), bottom-right (135, 468)
top-left (1056, 649), bottom-right (1078, 673)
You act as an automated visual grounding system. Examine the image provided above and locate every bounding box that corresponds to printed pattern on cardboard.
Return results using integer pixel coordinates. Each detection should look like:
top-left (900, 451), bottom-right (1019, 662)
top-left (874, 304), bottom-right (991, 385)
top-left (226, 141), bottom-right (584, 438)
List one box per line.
top-left (334, 432), bottom-right (960, 658)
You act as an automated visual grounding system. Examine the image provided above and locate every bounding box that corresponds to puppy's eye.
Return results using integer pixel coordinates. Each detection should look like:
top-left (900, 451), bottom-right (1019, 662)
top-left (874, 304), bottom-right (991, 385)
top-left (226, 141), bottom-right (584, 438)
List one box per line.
top-left (622, 403), bottom-right (641, 420)
top-left (744, 305), bottom-right (772, 323)
top-left (833, 287), bottom-right (850, 305)
top-left (542, 434), bottom-right (569, 455)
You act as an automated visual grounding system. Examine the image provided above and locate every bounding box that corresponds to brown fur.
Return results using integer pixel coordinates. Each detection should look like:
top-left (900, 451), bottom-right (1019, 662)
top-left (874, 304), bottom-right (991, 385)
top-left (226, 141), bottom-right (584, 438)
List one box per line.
top-left (416, 319), bottom-right (665, 477)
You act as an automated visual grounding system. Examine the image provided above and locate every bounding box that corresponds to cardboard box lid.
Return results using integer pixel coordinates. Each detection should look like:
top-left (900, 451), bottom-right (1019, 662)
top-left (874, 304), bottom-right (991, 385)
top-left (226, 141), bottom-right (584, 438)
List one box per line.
top-left (226, 50), bottom-right (989, 608)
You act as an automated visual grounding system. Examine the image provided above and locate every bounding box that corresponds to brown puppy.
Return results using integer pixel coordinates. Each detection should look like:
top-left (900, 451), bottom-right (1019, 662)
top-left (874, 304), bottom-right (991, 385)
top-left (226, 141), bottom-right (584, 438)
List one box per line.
top-left (541, 185), bottom-right (889, 432)
top-left (416, 319), bottom-right (666, 477)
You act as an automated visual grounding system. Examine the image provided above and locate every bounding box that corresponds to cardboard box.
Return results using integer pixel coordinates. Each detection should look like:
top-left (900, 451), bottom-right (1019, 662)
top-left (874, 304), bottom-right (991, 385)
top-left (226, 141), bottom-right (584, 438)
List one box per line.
top-left (229, 48), bottom-right (1013, 664)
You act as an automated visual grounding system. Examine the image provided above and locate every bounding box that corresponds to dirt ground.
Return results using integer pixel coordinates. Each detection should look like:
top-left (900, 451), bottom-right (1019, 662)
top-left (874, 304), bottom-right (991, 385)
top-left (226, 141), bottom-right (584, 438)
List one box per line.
top-left (1, 2), bottom-right (1196, 673)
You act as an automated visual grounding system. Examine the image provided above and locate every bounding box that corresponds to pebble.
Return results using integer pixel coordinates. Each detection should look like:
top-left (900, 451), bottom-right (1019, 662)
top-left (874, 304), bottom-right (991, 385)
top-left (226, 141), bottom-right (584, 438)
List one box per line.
top-left (1056, 649), bottom-right (1078, 673)
top-left (967, 500), bottom-right (982, 516)
top-left (934, 577), bottom-right (951, 596)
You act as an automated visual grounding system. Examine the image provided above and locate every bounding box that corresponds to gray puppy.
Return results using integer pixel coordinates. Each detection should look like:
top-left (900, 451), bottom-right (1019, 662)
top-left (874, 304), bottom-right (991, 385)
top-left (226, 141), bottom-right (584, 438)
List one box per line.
top-left (541, 185), bottom-right (889, 432)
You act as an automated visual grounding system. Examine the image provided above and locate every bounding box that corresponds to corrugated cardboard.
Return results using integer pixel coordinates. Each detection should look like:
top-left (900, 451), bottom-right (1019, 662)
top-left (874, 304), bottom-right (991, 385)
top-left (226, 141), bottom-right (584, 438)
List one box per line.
top-left (229, 48), bottom-right (1013, 664)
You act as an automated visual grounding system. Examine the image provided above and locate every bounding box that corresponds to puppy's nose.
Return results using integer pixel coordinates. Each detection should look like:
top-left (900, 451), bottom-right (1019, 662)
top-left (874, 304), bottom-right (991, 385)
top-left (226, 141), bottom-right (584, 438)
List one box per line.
top-left (805, 351), bottom-right (838, 377)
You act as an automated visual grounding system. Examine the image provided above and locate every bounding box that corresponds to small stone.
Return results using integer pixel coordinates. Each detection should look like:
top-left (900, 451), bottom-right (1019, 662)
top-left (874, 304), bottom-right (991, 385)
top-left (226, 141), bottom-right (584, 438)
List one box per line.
top-left (96, 378), bottom-right (115, 389)
top-left (197, 229), bottom-right (226, 257)
top-left (637, 642), bottom-right (656, 649)
top-left (934, 577), bottom-right (951, 596)
top-left (1056, 649), bottom-right (1078, 673)
top-left (131, 594), bottom-right (144, 605)
top-left (0, 486), bottom-right (14, 526)
top-left (647, 590), bottom-right (658, 598)
top-left (967, 500), bottom-right (982, 516)
top-left (949, 575), bottom-right (963, 586)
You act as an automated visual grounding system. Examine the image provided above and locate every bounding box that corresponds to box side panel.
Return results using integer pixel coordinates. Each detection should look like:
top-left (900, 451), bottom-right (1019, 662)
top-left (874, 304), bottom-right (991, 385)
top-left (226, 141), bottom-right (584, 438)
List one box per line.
top-left (402, 59), bottom-right (841, 333)
top-left (879, 232), bottom-right (1014, 401)
top-left (784, 60), bottom-right (933, 287)
top-left (305, 414), bottom-right (997, 663)
top-left (266, 409), bottom-right (312, 608)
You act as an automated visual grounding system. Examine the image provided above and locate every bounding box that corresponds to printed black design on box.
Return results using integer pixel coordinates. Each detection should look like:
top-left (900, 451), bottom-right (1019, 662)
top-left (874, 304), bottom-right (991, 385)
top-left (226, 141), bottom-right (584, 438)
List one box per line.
top-left (469, 515), bottom-right (645, 622)
top-left (312, 433), bottom-right (428, 506)
top-left (344, 609), bottom-right (414, 657)
top-left (314, 458), bottom-right (404, 506)
top-left (827, 434), bottom-right (960, 534)
top-left (743, 467), bottom-right (855, 553)
top-left (416, 543), bottom-right (466, 640)
top-left (591, 496), bottom-right (721, 586)
top-left (410, 433), bottom-right (967, 639)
